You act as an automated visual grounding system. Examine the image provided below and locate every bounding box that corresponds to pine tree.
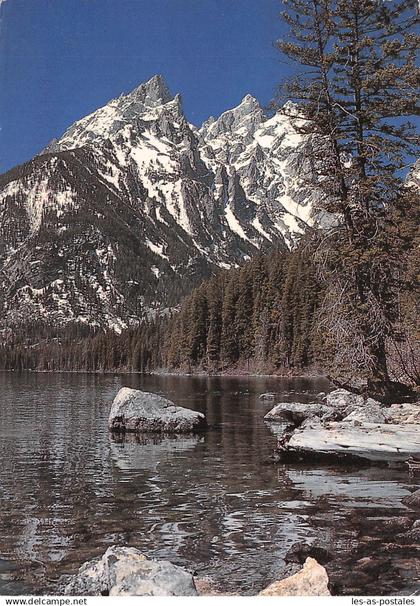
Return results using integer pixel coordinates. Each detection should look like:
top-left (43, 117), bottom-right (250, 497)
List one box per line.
top-left (220, 273), bottom-right (240, 368)
top-left (205, 276), bottom-right (224, 370)
top-left (277, 0), bottom-right (419, 401)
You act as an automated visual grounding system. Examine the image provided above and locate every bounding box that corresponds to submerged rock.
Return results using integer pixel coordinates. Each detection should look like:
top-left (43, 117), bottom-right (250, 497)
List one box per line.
top-left (380, 517), bottom-right (413, 534)
top-left (259, 557), bottom-right (330, 596)
top-left (354, 556), bottom-right (391, 576)
top-left (284, 542), bottom-right (332, 565)
top-left (108, 388), bottom-right (206, 433)
top-left (64, 546), bottom-right (198, 596)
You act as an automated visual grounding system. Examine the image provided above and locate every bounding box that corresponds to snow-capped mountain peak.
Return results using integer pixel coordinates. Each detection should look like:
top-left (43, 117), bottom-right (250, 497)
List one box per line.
top-left (128, 74), bottom-right (173, 106)
top-left (0, 75), bottom-right (321, 333)
top-left (43, 74), bottom-right (179, 154)
top-left (201, 93), bottom-right (264, 141)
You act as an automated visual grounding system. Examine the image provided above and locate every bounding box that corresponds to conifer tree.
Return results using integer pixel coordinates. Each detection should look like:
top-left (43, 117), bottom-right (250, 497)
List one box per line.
top-left (277, 0), bottom-right (419, 400)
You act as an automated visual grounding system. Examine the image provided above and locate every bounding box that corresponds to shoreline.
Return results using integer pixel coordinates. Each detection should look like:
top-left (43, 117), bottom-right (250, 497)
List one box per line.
top-left (0, 368), bottom-right (329, 380)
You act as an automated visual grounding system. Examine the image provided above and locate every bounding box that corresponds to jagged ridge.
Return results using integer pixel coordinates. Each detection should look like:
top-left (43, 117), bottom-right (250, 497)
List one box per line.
top-left (0, 75), bottom-right (318, 334)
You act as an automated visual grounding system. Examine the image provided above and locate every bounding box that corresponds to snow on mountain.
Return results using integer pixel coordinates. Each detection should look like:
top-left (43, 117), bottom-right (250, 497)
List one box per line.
top-left (0, 75), bottom-right (319, 334)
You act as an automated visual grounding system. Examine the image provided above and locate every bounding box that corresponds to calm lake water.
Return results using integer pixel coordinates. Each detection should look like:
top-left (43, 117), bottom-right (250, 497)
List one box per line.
top-left (0, 372), bottom-right (416, 595)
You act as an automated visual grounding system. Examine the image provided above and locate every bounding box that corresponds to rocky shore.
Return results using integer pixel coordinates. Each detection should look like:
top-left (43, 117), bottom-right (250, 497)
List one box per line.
top-left (61, 508), bottom-right (420, 597)
top-left (62, 546), bottom-right (333, 596)
top-left (265, 389), bottom-right (420, 466)
top-left (258, 388), bottom-right (420, 594)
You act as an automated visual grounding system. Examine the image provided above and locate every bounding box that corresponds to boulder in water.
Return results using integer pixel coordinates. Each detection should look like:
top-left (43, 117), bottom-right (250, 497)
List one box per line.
top-left (284, 542), bottom-right (332, 565)
top-left (259, 393), bottom-right (275, 400)
top-left (108, 388), bottom-right (205, 433)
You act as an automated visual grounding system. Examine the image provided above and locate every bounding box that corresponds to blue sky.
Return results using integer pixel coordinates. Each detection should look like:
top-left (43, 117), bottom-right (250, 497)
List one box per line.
top-left (0, 0), bottom-right (289, 173)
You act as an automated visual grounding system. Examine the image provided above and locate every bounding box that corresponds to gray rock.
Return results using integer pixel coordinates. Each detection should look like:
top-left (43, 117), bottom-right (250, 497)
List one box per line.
top-left (380, 517), bottom-right (413, 534)
top-left (404, 528), bottom-right (420, 544)
top-left (108, 388), bottom-right (205, 433)
top-left (325, 389), bottom-right (364, 413)
top-left (264, 402), bottom-right (332, 425)
top-left (384, 403), bottom-right (420, 425)
top-left (402, 489), bottom-right (420, 510)
top-left (325, 390), bottom-right (386, 420)
top-left (342, 401), bottom-right (387, 424)
top-left (259, 392), bottom-right (275, 400)
top-left (65, 546), bottom-right (198, 596)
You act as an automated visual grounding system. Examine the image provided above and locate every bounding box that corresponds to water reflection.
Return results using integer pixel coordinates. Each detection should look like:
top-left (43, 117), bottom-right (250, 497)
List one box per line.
top-left (109, 433), bottom-right (204, 472)
top-left (286, 467), bottom-right (410, 507)
top-left (0, 372), bottom-right (415, 595)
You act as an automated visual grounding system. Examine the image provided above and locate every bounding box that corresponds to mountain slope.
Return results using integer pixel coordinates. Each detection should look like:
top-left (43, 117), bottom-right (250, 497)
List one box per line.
top-left (0, 75), bottom-right (318, 335)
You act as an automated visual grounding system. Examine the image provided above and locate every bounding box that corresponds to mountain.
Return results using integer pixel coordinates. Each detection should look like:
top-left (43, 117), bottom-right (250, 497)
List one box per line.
top-left (0, 75), bottom-right (318, 336)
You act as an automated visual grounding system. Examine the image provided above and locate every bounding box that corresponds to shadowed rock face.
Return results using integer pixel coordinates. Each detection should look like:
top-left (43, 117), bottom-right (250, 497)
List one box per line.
top-left (64, 546), bottom-right (198, 596)
top-left (108, 387), bottom-right (206, 433)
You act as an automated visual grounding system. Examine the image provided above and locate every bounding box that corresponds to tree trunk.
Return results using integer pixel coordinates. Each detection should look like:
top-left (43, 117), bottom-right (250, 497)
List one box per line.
top-left (367, 339), bottom-right (415, 403)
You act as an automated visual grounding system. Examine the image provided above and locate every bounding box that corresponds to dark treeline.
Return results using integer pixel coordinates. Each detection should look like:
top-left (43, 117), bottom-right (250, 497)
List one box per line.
top-left (0, 320), bottom-right (167, 373)
top-left (1, 238), bottom-right (417, 382)
top-left (0, 243), bottom-right (325, 374)
top-left (165, 246), bottom-right (321, 373)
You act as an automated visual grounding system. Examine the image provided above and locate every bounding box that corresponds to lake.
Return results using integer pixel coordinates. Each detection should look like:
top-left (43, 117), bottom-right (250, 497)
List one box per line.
top-left (0, 372), bottom-right (416, 595)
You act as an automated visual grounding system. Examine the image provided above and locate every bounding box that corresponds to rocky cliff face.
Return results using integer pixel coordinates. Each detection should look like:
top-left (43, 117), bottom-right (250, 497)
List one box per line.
top-left (0, 75), bottom-right (318, 334)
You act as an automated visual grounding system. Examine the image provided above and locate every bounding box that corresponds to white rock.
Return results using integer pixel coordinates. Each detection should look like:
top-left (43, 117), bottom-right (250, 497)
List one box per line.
top-left (342, 400), bottom-right (387, 424)
top-left (288, 422), bottom-right (420, 462)
top-left (64, 546), bottom-right (198, 596)
top-left (259, 557), bottom-right (330, 596)
top-left (108, 387), bottom-right (205, 433)
top-left (325, 389), bottom-right (364, 413)
top-left (384, 403), bottom-right (420, 425)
